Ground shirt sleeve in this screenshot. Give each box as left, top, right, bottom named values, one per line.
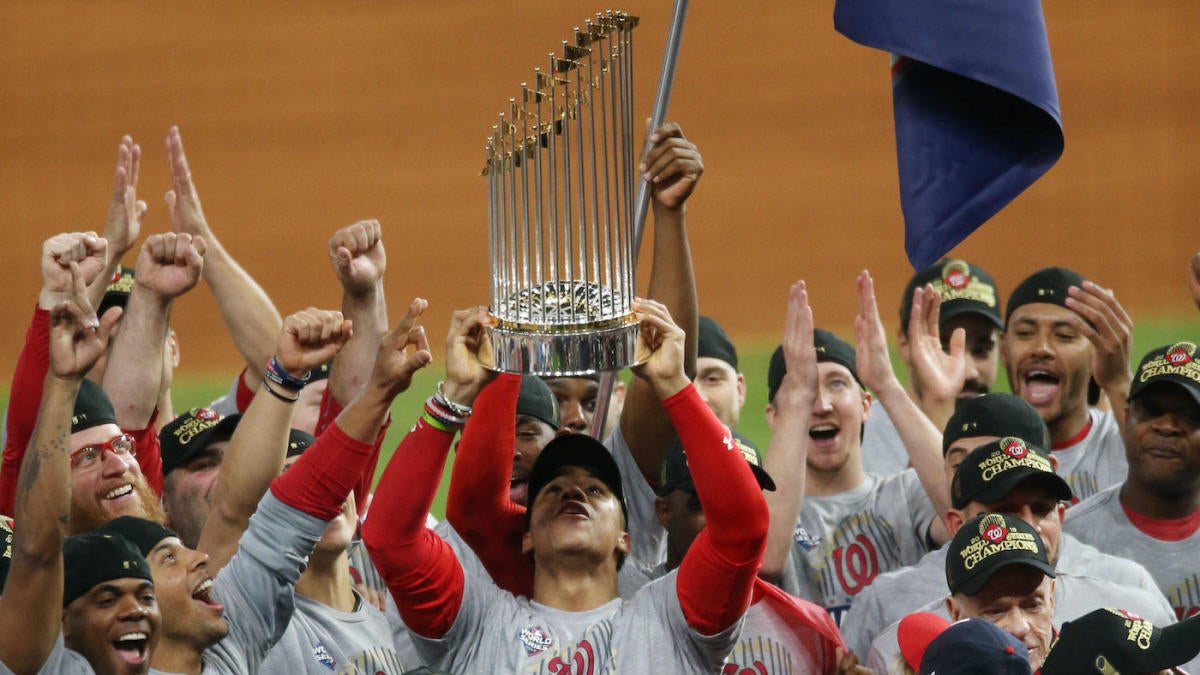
left=0, top=307, right=51, bottom=516
left=125, top=408, right=163, bottom=496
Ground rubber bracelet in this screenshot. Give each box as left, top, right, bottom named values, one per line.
left=262, top=378, right=301, bottom=403
left=264, top=356, right=311, bottom=391
left=422, top=411, right=458, bottom=433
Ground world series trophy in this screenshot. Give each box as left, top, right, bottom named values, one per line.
left=481, top=11, right=643, bottom=376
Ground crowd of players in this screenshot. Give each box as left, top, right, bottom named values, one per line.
left=1, top=124, right=1199, bottom=675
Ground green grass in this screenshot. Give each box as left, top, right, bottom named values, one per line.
left=3, top=316, right=1195, bottom=519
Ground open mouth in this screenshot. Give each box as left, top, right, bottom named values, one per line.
left=1022, top=369, right=1061, bottom=406
left=809, top=424, right=839, bottom=442
left=112, top=631, right=149, bottom=664
left=191, top=577, right=224, bottom=611
left=556, top=501, right=589, bottom=518
left=509, top=478, right=529, bottom=505
left=104, top=484, right=134, bottom=501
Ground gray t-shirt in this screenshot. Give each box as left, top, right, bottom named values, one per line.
left=784, top=470, right=936, bottom=627
left=409, top=568, right=739, bottom=673
left=861, top=399, right=913, bottom=477
left=842, top=531, right=1170, bottom=659
left=1052, top=408, right=1127, bottom=502
left=1065, top=484, right=1200, bottom=618
left=604, top=426, right=666, bottom=572
left=260, top=591, right=409, bottom=674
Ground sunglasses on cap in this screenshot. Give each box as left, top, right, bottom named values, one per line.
left=70, top=434, right=134, bottom=471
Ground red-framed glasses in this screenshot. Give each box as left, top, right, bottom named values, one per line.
left=69, top=434, right=135, bottom=471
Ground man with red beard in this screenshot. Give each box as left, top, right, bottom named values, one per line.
left=1001, top=267, right=1133, bottom=501
left=1, top=231, right=189, bottom=532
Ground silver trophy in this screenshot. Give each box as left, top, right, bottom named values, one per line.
left=482, top=12, right=641, bottom=376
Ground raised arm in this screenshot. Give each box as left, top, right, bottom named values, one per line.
left=327, top=219, right=389, bottom=406
left=855, top=271, right=951, bottom=545
left=903, top=284, right=969, bottom=433
left=619, top=122, right=701, bottom=481
left=632, top=299, right=768, bottom=634
left=91, top=135, right=147, bottom=312
left=199, top=308, right=352, bottom=571
left=102, top=232, right=204, bottom=430
left=362, top=305, right=493, bottom=639
left=166, top=126, right=282, bottom=387
left=1, top=233, right=108, bottom=516
left=761, top=281, right=819, bottom=583
left=0, top=264, right=115, bottom=675
left=1065, top=280, right=1133, bottom=432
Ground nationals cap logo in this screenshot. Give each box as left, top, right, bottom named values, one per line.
left=195, top=408, right=219, bottom=422
left=980, top=514, right=1009, bottom=543
left=942, top=260, right=971, bottom=290
left=1000, top=437, right=1028, bottom=459
left=1167, top=342, right=1196, bottom=366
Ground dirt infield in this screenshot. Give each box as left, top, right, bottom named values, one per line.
left=2, top=2, right=1196, bottom=383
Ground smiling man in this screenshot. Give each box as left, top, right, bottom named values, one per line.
left=1064, top=341, right=1200, bottom=674
left=1001, top=267, right=1133, bottom=501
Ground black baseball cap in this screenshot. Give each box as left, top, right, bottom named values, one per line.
left=72, top=379, right=119, bottom=435
left=0, top=516, right=12, bottom=593
left=1041, top=608, right=1200, bottom=675
left=946, top=513, right=1055, bottom=596
left=1129, top=341, right=1200, bottom=407
left=698, top=316, right=738, bottom=370
left=1005, top=266, right=1085, bottom=325
left=92, top=516, right=177, bottom=556
left=518, top=376, right=560, bottom=430
left=159, top=408, right=241, bottom=475
left=63, top=532, right=154, bottom=607
left=97, top=265, right=136, bottom=319
left=657, top=430, right=775, bottom=496
left=950, top=437, right=1072, bottom=510
left=525, top=434, right=627, bottom=526
left=942, top=393, right=1050, bottom=455
left=286, top=428, right=316, bottom=458
left=900, top=259, right=1003, bottom=334
left=767, top=328, right=862, bottom=402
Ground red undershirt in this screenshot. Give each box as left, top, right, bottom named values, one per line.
left=1051, top=416, right=1093, bottom=451
left=1121, top=502, right=1200, bottom=541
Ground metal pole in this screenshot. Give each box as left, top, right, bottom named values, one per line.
left=590, top=0, right=688, bottom=439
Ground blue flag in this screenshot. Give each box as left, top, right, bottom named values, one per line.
left=835, top=0, right=1063, bottom=269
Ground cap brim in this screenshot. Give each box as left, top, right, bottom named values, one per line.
left=1142, top=615, right=1200, bottom=670
left=954, top=558, right=1056, bottom=597
left=1131, top=377, right=1200, bottom=409
left=967, top=469, right=1073, bottom=509
left=527, top=434, right=625, bottom=512
left=939, top=302, right=1004, bottom=332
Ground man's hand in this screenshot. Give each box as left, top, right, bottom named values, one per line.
left=905, top=284, right=968, bottom=406
left=133, top=232, right=206, bottom=302
left=275, top=308, right=353, bottom=379
left=834, top=647, right=873, bottom=674
left=1189, top=252, right=1200, bottom=312
left=329, top=219, right=386, bottom=297
left=370, top=297, right=434, bottom=398
left=629, top=298, right=689, bottom=399
left=1065, top=280, right=1133, bottom=390
left=40, top=232, right=108, bottom=310
left=103, top=135, right=147, bottom=259
left=441, top=305, right=495, bottom=406
left=48, top=263, right=119, bottom=380
left=854, top=270, right=902, bottom=396
left=776, top=280, right=819, bottom=410
left=164, top=126, right=212, bottom=238
left=639, top=122, right=703, bottom=210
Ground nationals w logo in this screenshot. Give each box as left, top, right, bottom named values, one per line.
left=831, top=534, right=880, bottom=596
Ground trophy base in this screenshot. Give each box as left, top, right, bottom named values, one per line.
left=482, top=317, right=640, bottom=376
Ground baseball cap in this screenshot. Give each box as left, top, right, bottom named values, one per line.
left=767, top=328, right=861, bottom=402
left=917, top=617, right=1032, bottom=675
left=1004, top=267, right=1085, bottom=325
left=72, top=379, right=119, bottom=435
left=946, top=513, right=1055, bottom=596
left=309, top=359, right=332, bottom=383
left=899, top=259, right=1003, bottom=334
left=159, top=408, right=241, bottom=474
left=518, top=376, right=560, bottom=430
left=657, top=430, right=776, bottom=496
left=62, top=532, right=154, bottom=607
left=0, top=516, right=12, bottom=593
left=950, top=437, right=1072, bottom=510
left=525, top=433, right=627, bottom=526
left=286, top=428, right=316, bottom=458
left=92, top=516, right=177, bottom=556
left=97, top=265, right=136, bottom=319
left=1129, top=341, right=1200, bottom=407
left=942, top=393, right=1050, bottom=455
left=1041, top=607, right=1200, bottom=675
left=698, top=316, right=738, bottom=370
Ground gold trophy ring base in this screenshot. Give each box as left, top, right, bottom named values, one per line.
left=482, top=318, right=640, bottom=376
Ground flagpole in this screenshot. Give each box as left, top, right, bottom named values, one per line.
left=590, top=0, right=688, bottom=439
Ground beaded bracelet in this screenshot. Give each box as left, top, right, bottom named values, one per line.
left=262, top=378, right=301, bottom=403
left=264, top=356, right=311, bottom=391
left=434, top=381, right=473, bottom=418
